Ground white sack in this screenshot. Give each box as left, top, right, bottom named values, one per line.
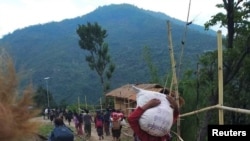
left=133, top=86, right=173, bottom=137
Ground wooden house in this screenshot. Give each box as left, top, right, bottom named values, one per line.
left=105, top=83, right=172, bottom=116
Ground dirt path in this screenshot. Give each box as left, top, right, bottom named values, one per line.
left=35, top=116, right=113, bottom=141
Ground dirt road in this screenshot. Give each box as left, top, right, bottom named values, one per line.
left=35, top=116, right=114, bottom=141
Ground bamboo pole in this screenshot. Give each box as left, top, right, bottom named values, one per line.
left=180, top=104, right=250, bottom=118
left=167, top=20, right=181, bottom=139
left=170, top=131, right=184, bottom=141
left=120, top=92, right=122, bottom=110
left=85, top=95, right=87, bottom=109
left=217, top=30, right=224, bottom=124
left=218, top=105, right=250, bottom=114
left=170, top=77, right=173, bottom=94
left=180, top=105, right=219, bottom=117
left=78, top=96, right=80, bottom=113
left=100, top=98, right=102, bottom=112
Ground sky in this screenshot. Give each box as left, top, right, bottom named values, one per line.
left=0, top=0, right=225, bottom=38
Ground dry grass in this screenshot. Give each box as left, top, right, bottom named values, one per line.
left=0, top=53, right=42, bottom=141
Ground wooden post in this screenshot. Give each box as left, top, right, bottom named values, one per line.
left=120, top=92, right=122, bottom=110
left=217, top=30, right=224, bottom=124
left=85, top=95, right=87, bottom=109
left=78, top=96, right=80, bottom=113
left=100, top=98, right=103, bottom=112
left=114, top=97, right=116, bottom=110
left=167, top=21, right=181, bottom=139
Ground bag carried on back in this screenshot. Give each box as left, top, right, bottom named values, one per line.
left=52, top=126, right=74, bottom=141
left=96, top=118, right=103, bottom=127
left=132, top=86, right=174, bottom=137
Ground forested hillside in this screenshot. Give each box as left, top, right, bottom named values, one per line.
left=0, top=4, right=217, bottom=104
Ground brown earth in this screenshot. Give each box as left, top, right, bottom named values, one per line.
left=34, top=116, right=134, bottom=141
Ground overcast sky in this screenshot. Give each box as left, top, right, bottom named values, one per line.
left=0, top=0, right=225, bottom=38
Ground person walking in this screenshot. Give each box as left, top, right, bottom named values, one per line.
left=73, top=112, right=83, bottom=136
left=94, top=112, right=104, bottom=140
left=65, top=110, right=73, bottom=126
left=110, top=112, right=122, bottom=141
left=83, top=109, right=93, bottom=138
left=103, top=109, right=111, bottom=136
left=76, top=113, right=84, bottom=136
left=44, top=107, right=49, bottom=120
left=49, top=109, right=55, bottom=124
left=73, top=112, right=78, bottom=131
left=48, top=117, right=74, bottom=141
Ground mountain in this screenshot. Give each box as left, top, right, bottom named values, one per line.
left=0, top=4, right=217, bottom=105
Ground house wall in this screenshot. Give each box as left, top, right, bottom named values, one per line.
left=114, top=97, right=136, bottom=117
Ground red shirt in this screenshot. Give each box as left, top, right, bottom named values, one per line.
left=128, top=107, right=174, bottom=141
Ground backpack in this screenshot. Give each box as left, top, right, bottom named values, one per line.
left=112, top=120, right=121, bottom=130
left=52, top=126, right=74, bottom=141
left=96, top=118, right=103, bottom=127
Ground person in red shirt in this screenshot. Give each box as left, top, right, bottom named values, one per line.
left=128, top=97, right=179, bottom=141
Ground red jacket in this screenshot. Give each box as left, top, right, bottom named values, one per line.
left=128, top=107, right=177, bottom=141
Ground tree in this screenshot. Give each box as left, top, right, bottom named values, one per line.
left=34, top=86, right=56, bottom=108
left=76, top=22, right=115, bottom=97
left=192, top=1, right=250, bottom=140
left=142, top=46, right=160, bottom=83
left=205, top=0, right=250, bottom=49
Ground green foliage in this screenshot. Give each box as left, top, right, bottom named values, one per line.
left=76, top=22, right=116, bottom=95
left=188, top=1, right=250, bottom=140
left=66, top=103, right=79, bottom=112
left=0, top=4, right=217, bottom=105
left=142, top=46, right=160, bottom=83
left=33, top=86, right=47, bottom=108
left=66, top=102, right=96, bottom=114
left=57, top=99, right=68, bottom=109
left=205, top=0, right=250, bottom=38
left=38, top=123, right=53, bottom=139
left=34, top=86, right=57, bottom=108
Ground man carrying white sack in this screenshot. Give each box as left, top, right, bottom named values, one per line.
left=128, top=93, right=180, bottom=141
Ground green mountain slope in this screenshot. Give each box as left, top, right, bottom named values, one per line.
left=0, top=4, right=217, bottom=105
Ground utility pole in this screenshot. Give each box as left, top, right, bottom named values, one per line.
left=44, top=77, right=50, bottom=108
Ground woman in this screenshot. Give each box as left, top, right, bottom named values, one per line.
left=73, top=112, right=83, bottom=136
left=94, top=112, right=104, bottom=140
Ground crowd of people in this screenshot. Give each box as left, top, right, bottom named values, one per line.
left=44, top=96, right=180, bottom=141
left=43, top=87, right=182, bottom=141
left=44, top=107, right=126, bottom=141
